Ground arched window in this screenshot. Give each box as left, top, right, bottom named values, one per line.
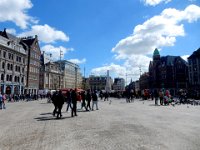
left=2, top=62, right=5, bottom=69
left=6, top=75, right=9, bottom=81
left=10, top=64, right=13, bottom=70
left=9, top=75, right=12, bottom=81
left=21, top=77, right=24, bottom=83
left=7, top=63, right=10, bottom=70
left=15, top=65, right=17, bottom=71
left=17, top=77, right=20, bottom=82
left=1, top=74, right=4, bottom=81
left=14, top=76, right=17, bottom=82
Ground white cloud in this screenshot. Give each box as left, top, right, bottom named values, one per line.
left=6, top=28, right=17, bottom=35
left=108, top=5, right=200, bottom=81
left=112, top=5, right=200, bottom=59
left=0, top=0, right=38, bottom=29
left=18, top=24, right=69, bottom=43
left=68, top=58, right=86, bottom=64
left=91, top=63, right=126, bottom=77
left=181, top=55, right=189, bottom=62
left=142, top=0, right=172, bottom=6
left=41, top=45, right=73, bottom=62
left=91, top=55, right=151, bottom=82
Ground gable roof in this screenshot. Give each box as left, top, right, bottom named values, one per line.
left=188, top=48, right=200, bottom=59
left=160, top=55, right=187, bottom=66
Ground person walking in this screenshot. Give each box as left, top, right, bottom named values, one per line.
left=0, top=93, right=2, bottom=110
left=154, top=89, right=159, bottom=106
left=86, top=89, right=92, bottom=110
left=81, top=91, right=88, bottom=111
left=104, top=92, right=109, bottom=101
left=51, top=91, right=58, bottom=116
left=2, top=93, right=6, bottom=109
left=56, top=90, right=65, bottom=118
left=159, top=90, right=164, bottom=105
left=92, top=91, right=98, bottom=110
left=71, top=89, right=78, bottom=117
left=66, top=89, right=72, bottom=112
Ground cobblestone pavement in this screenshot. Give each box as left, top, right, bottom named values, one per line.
left=0, top=98, right=200, bottom=150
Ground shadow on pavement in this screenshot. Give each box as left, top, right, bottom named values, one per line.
left=40, top=112, right=53, bottom=115
left=34, top=116, right=71, bottom=121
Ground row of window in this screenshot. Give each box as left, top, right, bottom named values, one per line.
left=0, top=74, right=24, bottom=83
left=0, top=50, right=25, bottom=63
left=31, top=51, right=40, bottom=60
left=1, top=62, right=24, bottom=73
left=30, top=67, right=39, bottom=73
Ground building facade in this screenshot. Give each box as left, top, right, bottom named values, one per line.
left=39, top=61, right=64, bottom=90
left=139, top=72, right=150, bottom=91
left=149, top=48, right=188, bottom=95
left=188, top=48, right=200, bottom=95
left=89, top=75, right=113, bottom=91
left=113, top=78, right=125, bottom=91
left=21, top=36, right=41, bottom=94
left=0, top=29, right=27, bottom=95
left=59, top=60, right=82, bottom=89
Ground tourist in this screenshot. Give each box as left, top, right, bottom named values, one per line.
left=66, top=89, right=72, bottom=112
left=154, top=89, right=159, bottom=106
left=81, top=91, right=88, bottom=111
left=71, top=89, right=78, bottom=117
left=86, top=89, right=92, bottom=110
left=0, top=93, right=2, bottom=109
left=56, top=90, right=65, bottom=118
left=92, top=91, right=98, bottom=110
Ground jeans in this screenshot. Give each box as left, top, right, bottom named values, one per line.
left=92, top=101, right=98, bottom=110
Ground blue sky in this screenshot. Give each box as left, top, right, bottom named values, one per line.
left=0, top=0, right=200, bottom=83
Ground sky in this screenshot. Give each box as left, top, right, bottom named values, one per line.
left=0, top=0, right=200, bottom=84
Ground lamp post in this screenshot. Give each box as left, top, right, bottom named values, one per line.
left=43, top=51, right=52, bottom=90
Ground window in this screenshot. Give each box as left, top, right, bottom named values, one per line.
left=3, top=51, right=6, bottom=58
left=9, top=75, right=12, bottom=81
left=6, top=75, right=9, bottom=81
left=8, top=53, right=11, bottom=59
left=10, top=64, right=13, bottom=70
left=7, top=63, right=10, bottom=70
left=14, top=76, right=17, bottom=82
left=1, top=74, right=4, bottom=80
left=2, top=62, right=5, bottom=69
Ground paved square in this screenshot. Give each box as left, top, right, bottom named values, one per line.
left=0, top=98, right=200, bottom=150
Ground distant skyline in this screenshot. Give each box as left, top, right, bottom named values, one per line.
left=0, top=0, right=200, bottom=83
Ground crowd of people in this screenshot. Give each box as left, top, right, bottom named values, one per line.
left=51, top=89, right=99, bottom=118
left=1, top=88, right=199, bottom=113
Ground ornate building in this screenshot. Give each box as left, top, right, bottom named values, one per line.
left=89, top=75, right=113, bottom=91
left=149, top=48, right=188, bottom=95
left=21, top=36, right=41, bottom=94
left=113, top=78, right=125, bottom=91
left=188, top=48, right=200, bottom=94
left=139, top=72, right=149, bottom=91
left=58, top=60, right=82, bottom=89
left=39, top=61, right=64, bottom=90
left=0, top=29, right=27, bottom=95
